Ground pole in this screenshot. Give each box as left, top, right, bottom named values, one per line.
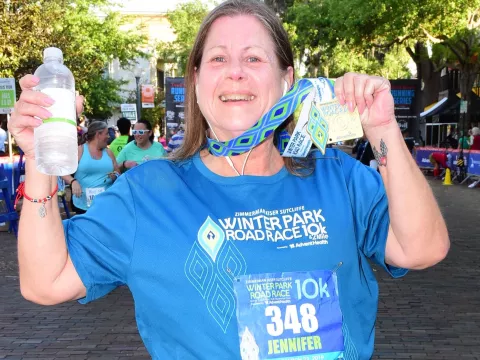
left=7, top=113, right=14, bottom=195
left=135, top=76, right=141, bottom=122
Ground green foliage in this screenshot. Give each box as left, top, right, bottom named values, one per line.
left=156, top=0, right=210, bottom=75
left=0, top=0, right=147, bottom=119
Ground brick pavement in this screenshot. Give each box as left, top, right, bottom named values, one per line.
left=0, top=179, right=479, bottom=359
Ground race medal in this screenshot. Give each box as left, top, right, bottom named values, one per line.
left=234, top=270, right=345, bottom=360
left=306, top=102, right=329, bottom=155
left=86, top=187, right=105, bottom=208
left=316, top=100, right=363, bottom=145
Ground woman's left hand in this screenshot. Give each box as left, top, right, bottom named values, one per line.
left=334, top=73, right=395, bottom=134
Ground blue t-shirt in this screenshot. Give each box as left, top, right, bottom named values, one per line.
left=64, top=149, right=407, bottom=360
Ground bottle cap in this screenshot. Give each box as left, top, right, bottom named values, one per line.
left=43, top=47, right=63, bottom=61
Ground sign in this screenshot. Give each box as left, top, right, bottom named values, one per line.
left=398, top=119, right=408, bottom=131
left=165, top=77, right=185, bottom=143
left=234, top=270, right=345, bottom=360
left=0, top=78, right=16, bottom=114
left=460, top=100, right=467, bottom=114
left=141, top=84, right=155, bottom=108
left=390, top=79, right=419, bottom=124
left=120, top=104, right=137, bottom=123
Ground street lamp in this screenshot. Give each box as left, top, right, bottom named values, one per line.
left=133, top=66, right=144, bottom=121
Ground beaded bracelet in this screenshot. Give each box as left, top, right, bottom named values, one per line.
left=14, top=182, right=59, bottom=218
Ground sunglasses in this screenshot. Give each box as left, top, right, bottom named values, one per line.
left=132, top=130, right=150, bottom=135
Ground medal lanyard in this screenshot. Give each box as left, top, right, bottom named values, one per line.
left=206, top=78, right=335, bottom=157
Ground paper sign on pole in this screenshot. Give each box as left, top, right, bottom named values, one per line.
left=0, top=78, right=16, bottom=114
left=121, top=104, right=138, bottom=123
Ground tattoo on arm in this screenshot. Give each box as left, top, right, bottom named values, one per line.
left=372, top=139, right=388, bottom=166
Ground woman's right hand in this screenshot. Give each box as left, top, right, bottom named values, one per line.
left=8, top=75, right=84, bottom=160
left=71, top=180, right=82, bottom=198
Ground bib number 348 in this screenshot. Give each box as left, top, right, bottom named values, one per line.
left=266, top=303, right=319, bottom=336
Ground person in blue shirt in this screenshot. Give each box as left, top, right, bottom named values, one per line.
left=9, top=1, right=449, bottom=359
left=165, top=124, right=185, bottom=153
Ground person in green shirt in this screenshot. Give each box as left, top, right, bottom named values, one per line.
left=117, top=119, right=167, bottom=172
left=458, top=131, right=471, bottom=150
left=110, top=117, right=132, bottom=157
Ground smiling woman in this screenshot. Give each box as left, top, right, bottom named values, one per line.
left=9, top=0, right=448, bottom=359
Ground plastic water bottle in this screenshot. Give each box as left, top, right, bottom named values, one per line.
left=34, top=47, right=78, bottom=176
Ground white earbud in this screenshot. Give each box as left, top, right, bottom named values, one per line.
left=283, top=80, right=289, bottom=96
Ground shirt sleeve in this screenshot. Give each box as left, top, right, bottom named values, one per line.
left=340, top=152, right=407, bottom=278
left=63, top=173, right=137, bottom=304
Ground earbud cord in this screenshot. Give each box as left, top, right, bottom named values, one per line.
left=207, top=123, right=252, bottom=176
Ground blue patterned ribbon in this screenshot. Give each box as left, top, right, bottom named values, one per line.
left=207, top=78, right=335, bottom=157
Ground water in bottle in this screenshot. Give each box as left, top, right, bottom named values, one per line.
left=34, top=47, right=78, bottom=176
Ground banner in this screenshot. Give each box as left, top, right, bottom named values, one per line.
left=165, top=77, right=185, bottom=142
left=390, top=80, right=419, bottom=131
left=468, top=151, right=480, bottom=176
left=0, top=78, right=16, bottom=114
left=120, top=104, right=137, bottom=124
left=415, top=147, right=480, bottom=176
left=141, top=84, right=155, bottom=108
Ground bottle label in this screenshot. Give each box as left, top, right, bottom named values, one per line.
left=41, top=88, right=76, bottom=126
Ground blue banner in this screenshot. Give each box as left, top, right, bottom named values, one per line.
left=415, top=147, right=480, bottom=176
left=468, top=151, right=480, bottom=176
left=233, top=271, right=344, bottom=360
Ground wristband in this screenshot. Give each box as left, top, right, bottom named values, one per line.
left=14, top=182, right=59, bottom=218
left=70, top=178, right=77, bottom=186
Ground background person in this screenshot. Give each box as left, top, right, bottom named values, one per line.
left=62, top=121, right=120, bottom=214
left=470, top=127, right=480, bottom=150
left=165, top=124, right=185, bottom=153
left=109, top=117, right=132, bottom=157
left=429, top=151, right=451, bottom=178
left=116, top=119, right=167, bottom=172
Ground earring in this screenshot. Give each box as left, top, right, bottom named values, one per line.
left=195, top=85, right=199, bottom=104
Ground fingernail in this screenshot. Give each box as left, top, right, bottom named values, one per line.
left=347, top=101, right=354, bottom=112
left=35, top=119, right=43, bottom=126
left=44, top=97, right=55, bottom=105
left=43, top=110, right=52, bottom=119
left=32, top=76, right=40, bottom=84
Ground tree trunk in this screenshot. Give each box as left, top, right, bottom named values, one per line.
left=406, top=42, right=441, bottom=142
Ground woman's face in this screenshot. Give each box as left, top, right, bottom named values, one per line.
left=134, top=123, right=151, bottom=146
left=96, top=128, right=109, bottom=148
left=196, top=15, right=293, bottom=141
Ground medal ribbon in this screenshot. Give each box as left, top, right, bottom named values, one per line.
left=207, top=78, right=335, bottom=157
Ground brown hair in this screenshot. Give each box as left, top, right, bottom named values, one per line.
left=171, top=0, right=313, bottom=175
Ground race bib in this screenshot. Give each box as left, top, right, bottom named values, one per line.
left=233, top=270, right=344, bottom=360
left=86, top=187, right=105, bottom=207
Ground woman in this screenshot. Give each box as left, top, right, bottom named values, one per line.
left=9, top=1, right=449, bottom=359
left=116, top=119, right=167, bottom=172
left=62, top=121, right=120, bottom=214
left=470, top=127, right=480, bottom=150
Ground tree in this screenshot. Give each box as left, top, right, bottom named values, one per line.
left=321, top=0, right=480, bottom=129
left=156, top=0, right=209, bottom=76
left=284, top=0, right=411, bottom=79
left=0, top=0, right=147, bottom=120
